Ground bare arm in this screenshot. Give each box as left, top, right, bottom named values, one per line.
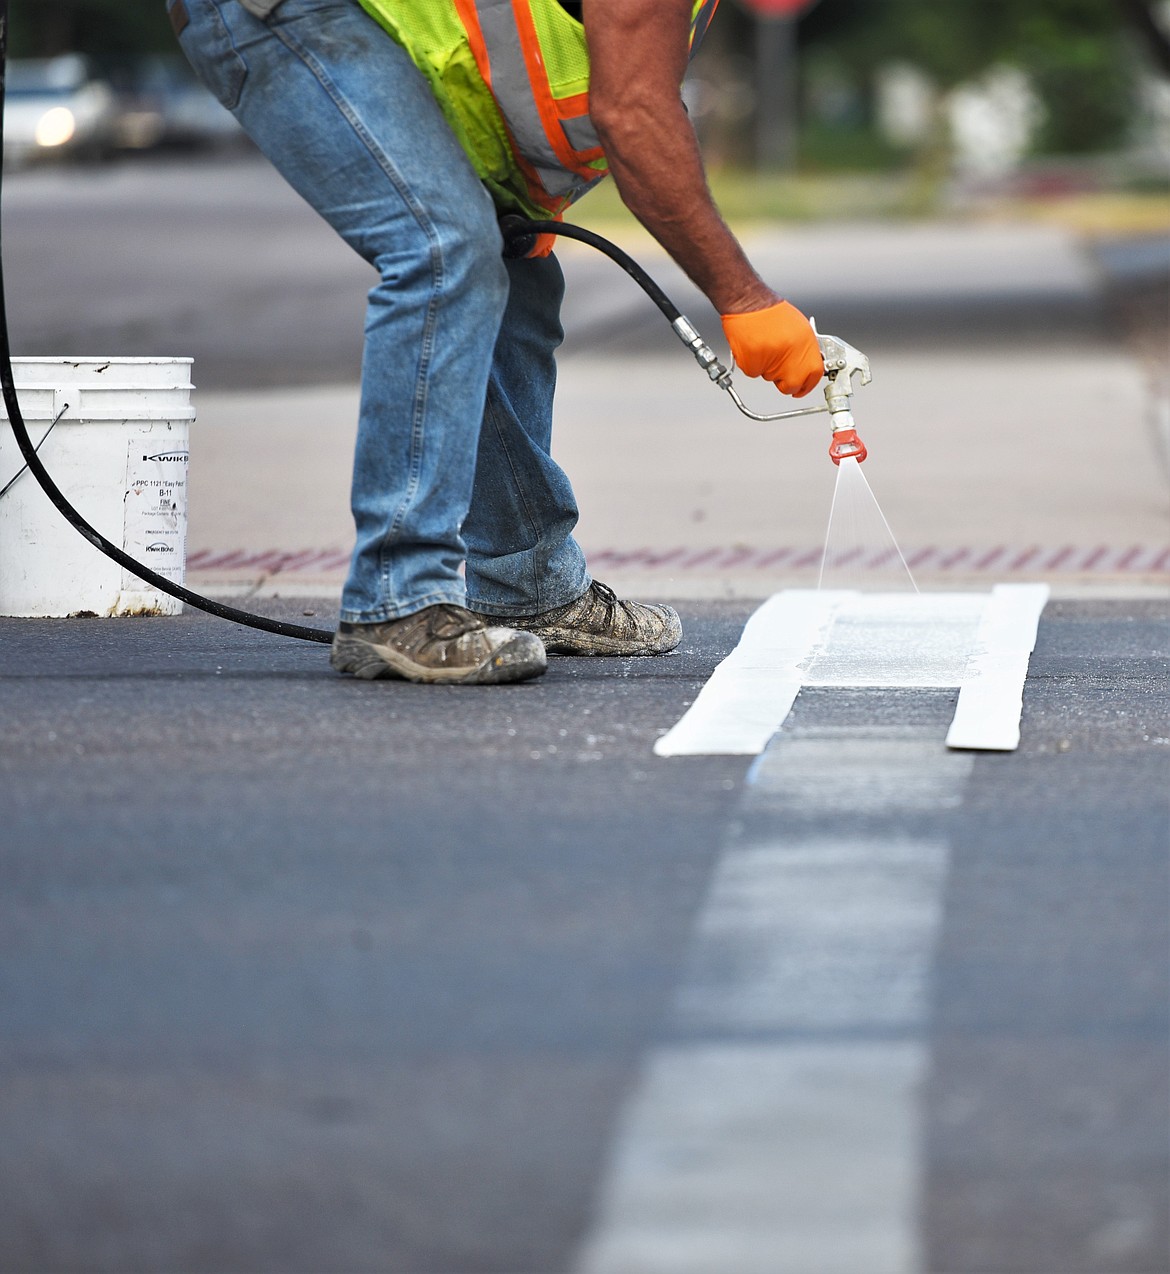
left=582, top=0, right=776, bottom=315
left=584, top=0, right=823, bottom=397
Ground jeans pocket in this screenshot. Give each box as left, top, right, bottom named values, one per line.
left=173, top=0, right=249, bottom=112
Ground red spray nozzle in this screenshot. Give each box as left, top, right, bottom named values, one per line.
left=829, top=428, right=867, bottom=465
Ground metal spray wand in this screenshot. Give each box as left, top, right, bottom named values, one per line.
left=671, top=314, right=872, bottom=464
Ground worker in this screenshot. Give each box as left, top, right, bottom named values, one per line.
left=170, top=0, right=824, bottom=684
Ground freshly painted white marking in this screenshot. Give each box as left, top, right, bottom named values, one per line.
left=800, top=594, right=984, bottom=688
left=674, top=834, right=952, bottom=1038
left=750, top=736, right=973, bottom=814
left=576, top=731, right=973, bottom=1274
left=575, top=1043, right=927, bottom=1274
left=946, top=583, right=1049, bottom=751
left=656, top=587, right=1049, bottom=757
left=652, top=591, right=840, bottom=757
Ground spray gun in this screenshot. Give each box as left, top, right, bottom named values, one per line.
left=671, top=316, right=871, bottom=465
left=498, top=217, right=871, bottom=465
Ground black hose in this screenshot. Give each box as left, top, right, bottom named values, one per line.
left=498, top=214, right=682, bottom=323
left=0, top=17, right=677, bottom=646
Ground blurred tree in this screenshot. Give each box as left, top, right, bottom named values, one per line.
left=10, top=0, right=174, bottom=58
left=1016, top=1, right=1135, bottom=152
left=796, top=0, right=1149, bottom=154
left=1115, top=0, right=1170, bottom=74
left=13, top=0, right=1168, bottom=157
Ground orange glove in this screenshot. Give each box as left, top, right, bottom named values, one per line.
left=721, top=301, right=823, bottom=398
left=526, top=232, right=557, bottom=259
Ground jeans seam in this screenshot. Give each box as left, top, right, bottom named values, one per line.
left=268, top=16, right=448, bottom=616
left=197, top=0, right=250, bottom=110
left=385, top=263, right=443, bottom=596
left=478, top=386, right=544, bottom=604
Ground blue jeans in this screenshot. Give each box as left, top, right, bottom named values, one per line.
left=173, top=0, right=590, bottom=620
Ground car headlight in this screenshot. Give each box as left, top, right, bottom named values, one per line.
left=35, top=107, right=76, bottom=148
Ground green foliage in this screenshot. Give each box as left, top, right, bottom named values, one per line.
left=10, top=0, right=175, bottom=58
left=12, top=0, right=1147, bottom=155
left=796, top=0, right=1140, bottom=156
left=1016, top=9, right=1136, bottom=151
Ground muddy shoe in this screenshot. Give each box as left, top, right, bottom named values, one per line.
left=476, top=581, right=682, bottom=656
left=330, top=604, right=547, bottom=684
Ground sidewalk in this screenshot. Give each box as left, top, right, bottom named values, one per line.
left=186, top=220, right=1169, bottom=600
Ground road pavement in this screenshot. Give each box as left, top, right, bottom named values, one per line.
left=1, top=597, right=1167, bottom=1271
left=1, top=156, right=1168, bottom=1272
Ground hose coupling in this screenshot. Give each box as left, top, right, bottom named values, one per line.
left=672, top=316, right=731, bottom=385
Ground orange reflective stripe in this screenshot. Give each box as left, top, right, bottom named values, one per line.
left=447, top=0, right=718, bottom=213
left=509, top=0, right=601, bottom=183
left=517, top=161, right=567, bottom=214
left=556, top=90, right=590, bottom=120
left=468, top=0, right=587, bottom=198
left=691, top=0, right=719, bottom=50
left=456, top=0, right=572, bottom=212
left=454, top=0, right=493, bottom=91
left=555, top=90, right=603, bottom=159
left=561, top=117, right=603, bottom=160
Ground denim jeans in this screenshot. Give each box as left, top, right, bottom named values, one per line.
left=172, top=0, right=590, bottom=620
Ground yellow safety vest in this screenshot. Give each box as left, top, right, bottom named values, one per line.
left=356, top=0, right=720, bottom=218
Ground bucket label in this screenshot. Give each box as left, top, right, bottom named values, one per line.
left=123, top=439, right=188, bottom=588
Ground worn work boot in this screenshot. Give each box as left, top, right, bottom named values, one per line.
left=475, top=581, right=682, bottom=656
left=330, top=604, right=547, bottom=684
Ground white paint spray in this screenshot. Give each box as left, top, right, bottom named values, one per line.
left=819, top=457, right=918, bottom=594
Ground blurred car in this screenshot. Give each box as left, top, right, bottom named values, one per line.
left=110, top=56, right=245, bottom=152
left=3, top=55, right=119, bottom=165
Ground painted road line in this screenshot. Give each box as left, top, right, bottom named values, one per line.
left=186, top=547, right=352, bottom=573
left=184, top=545, right=1170, bottom=576
left=674, top=833, right=949, bottom=1036
left=579, top=544, right=1168, bottom=575
left=576, top=1041, right=928, bottom=1274
left=575, top=727, right=974, bottom=1274
left=652, top=591, right=842, bottom=757
left=656, top=589, right=1047, bottom=757
left=945, top=583, right=1049, bottom=751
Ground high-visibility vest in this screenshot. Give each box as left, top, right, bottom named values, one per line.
left=356, top=0, right=719, bottom=219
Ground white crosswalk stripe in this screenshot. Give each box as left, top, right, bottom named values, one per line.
left=575, top=726, right=975, bottom=1274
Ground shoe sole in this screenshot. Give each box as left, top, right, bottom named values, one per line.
left=469, top=608, right=682, bottom=657
left=330, top=631, right=547, bottom=684
left=537, top=630, right=680, bottom=655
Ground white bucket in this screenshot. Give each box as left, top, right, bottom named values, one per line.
left=0, top=357, right=195, bottom=617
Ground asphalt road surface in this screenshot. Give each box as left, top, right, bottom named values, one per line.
left=1, top=597, right=1167, bottom=1272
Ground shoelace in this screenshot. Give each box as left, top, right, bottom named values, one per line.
left=586, top=581, right=622, bottom=624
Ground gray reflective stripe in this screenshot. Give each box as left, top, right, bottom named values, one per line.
left=473, top=0, right=585, bottom=198
left=561, top=113, right=601, bottom=153
left=691, top=0, right=718, bottom=49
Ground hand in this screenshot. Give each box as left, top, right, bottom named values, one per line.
left=721, top=301, right=823, bottom=398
